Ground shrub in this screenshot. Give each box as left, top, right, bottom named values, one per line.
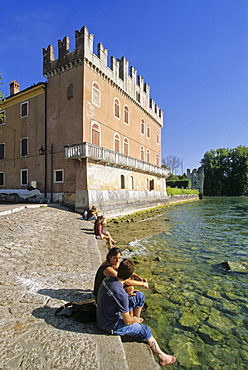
left=166, top=187, right=199, bottom=196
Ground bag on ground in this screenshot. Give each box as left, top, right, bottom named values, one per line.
left=55, top=298, right=97, bottom=323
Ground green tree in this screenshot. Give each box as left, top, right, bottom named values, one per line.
left=228, top=146, right=248, bottom=195
left=201, top=146, right=248, bottom=196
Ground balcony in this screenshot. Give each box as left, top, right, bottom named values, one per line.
left=64, top=142, right=169, bottom=177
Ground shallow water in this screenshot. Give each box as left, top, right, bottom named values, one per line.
left=121, top=197, right=248, bottom=369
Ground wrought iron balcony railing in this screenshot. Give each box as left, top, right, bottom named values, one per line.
left=64, top=142, right=169, bottom=177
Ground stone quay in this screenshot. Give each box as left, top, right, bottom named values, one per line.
left=0, top=204, right=160, bottom=369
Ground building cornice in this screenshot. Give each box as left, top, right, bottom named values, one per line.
left=1, top=84, right=46, bottom=109
left=44, top=57, right=163, bottom=127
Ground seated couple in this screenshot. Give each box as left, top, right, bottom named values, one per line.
left=94, top=249, right=176, bottom=366
left=94, top=215, right=117, bottom=248
left=82, top=206, right=98, bottom=221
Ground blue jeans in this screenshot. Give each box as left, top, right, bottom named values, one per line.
left=88, top=216, right=96, bottom=221
left=113, top=319, right=152, bottom=341
left=128, top=291, right=145, bottom=311
left=113, top=291, right=151, bottom=341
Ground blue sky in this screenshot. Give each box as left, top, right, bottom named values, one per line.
left=1, top=0, right=247, bottom=173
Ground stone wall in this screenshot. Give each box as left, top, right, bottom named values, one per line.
left=187, top=167, right=204, bottom=194
left=75, top=191, right=199, bottom=217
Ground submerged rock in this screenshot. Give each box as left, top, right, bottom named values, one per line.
left=220, top=261, right=247, bottom=272
left=179, top=311, right=200, bottom=329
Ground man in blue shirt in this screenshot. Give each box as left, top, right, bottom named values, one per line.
left=97, top=259, right=176, bottom=366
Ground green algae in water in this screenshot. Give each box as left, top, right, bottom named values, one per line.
left=107, top=197, right=248, bottom=369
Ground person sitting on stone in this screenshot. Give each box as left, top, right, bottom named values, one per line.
left=86, top=206, right=98, bottom=221
left=96, top=259, right=177, bottom=366
left=94, top=215, right=116, bottom=248
left=93, top=247, right=148, bottom=300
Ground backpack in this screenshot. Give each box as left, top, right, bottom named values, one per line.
left=55, top=298, right=97, bottom=323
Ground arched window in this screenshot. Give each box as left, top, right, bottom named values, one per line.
left=156, top=153, right=160, bottom=167
left=124, top=105, right=129, bottom=125
left=114, top=133, right=120, bottom=152
left=146, top=149, right=150, bottom=163
left=140, top=119, right=145, bottom=135
left=121, top=175, right=125, bottom=189
left=92, top=82, right=100, bottom=107
left=67, top=83, right=74, bottom=99
left=156, top=130, right=160, bottom=144
left=140, top=145, right=144, bottom=161
left=114, top=98, right=120, bottom=118
left=91, top=122, right=100, bottom=146
left=147, top=123, right=150, bottom=138
left=123, top=137, right=129, bottom=156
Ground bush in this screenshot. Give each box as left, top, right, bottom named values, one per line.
left=166, top=187, right=199, bottom=196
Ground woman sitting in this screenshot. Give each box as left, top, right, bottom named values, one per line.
left=93, top=247, right=149, bottom=312
left=94, top=215, right=117, bottom=248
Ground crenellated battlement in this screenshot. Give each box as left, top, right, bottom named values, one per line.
left=43, top=26, right=163, bottom=125
left=187, top=167, right=204, bottom=194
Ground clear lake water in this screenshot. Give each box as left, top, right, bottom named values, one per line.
left=120, top=197, right=248, bottom=369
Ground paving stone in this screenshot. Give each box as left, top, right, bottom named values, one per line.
left=0, top=204, right=159, bottom=369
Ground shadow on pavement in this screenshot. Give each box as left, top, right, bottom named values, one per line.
left=33, top=288, right=104, bottom=335
left=32, top=305, right=104, bottom=335
left=37, top=288, right=93, bottom=302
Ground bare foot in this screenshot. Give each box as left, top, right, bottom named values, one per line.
left=159, top=353, right=177, bottom=366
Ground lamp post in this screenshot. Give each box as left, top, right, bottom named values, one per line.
left=39, top=143, right=53, bottom=203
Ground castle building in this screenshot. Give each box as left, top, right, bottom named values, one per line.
left=186, top=167, right=204, bottom=194
left=0, top=26, right=169, bottom=215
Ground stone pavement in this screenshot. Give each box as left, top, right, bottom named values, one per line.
left=0, top=204, right=160, bottom=370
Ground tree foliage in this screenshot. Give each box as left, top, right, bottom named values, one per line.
left=201, top=146, right=248, bottom=196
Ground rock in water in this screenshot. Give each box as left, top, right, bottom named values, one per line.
left=220, top=261, right=247, bottom=272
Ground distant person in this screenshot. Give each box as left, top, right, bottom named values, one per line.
left=94, top=215, right=116, bottom=248
left=87, top=206, right=98, bottom=221
left=97, top=259, right=177, bottom=366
